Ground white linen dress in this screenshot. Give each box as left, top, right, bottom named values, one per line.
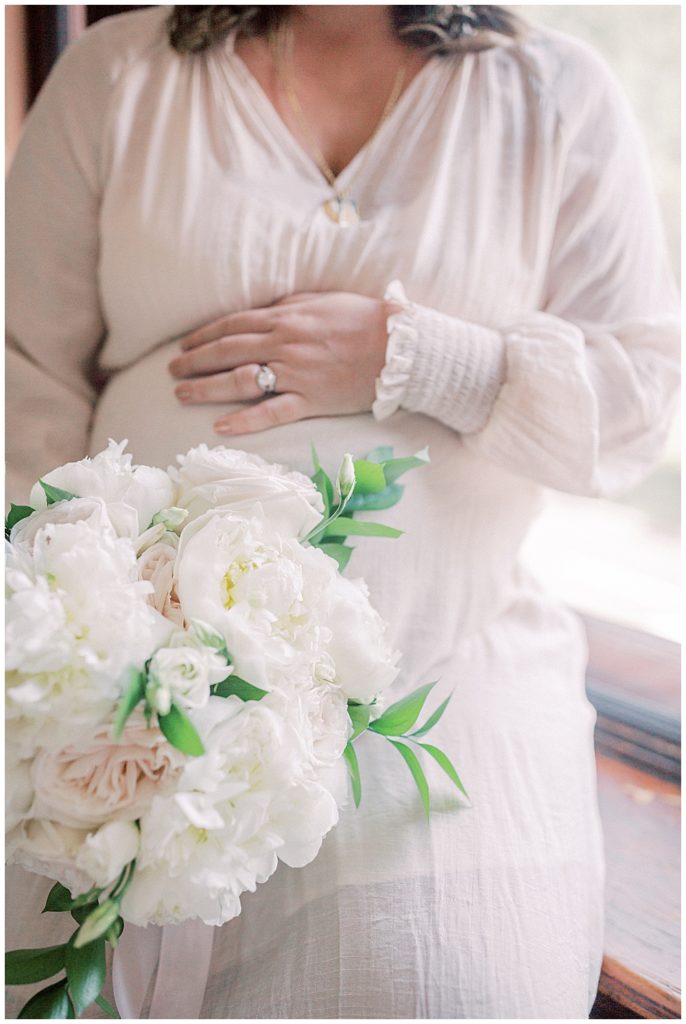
left=5, top=6, right=680, bottom=1019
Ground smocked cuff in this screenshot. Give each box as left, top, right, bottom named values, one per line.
left=372, top=280, right=507, bottom=434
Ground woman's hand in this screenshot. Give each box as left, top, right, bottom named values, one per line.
left=168, top=291, right=398, bottom=435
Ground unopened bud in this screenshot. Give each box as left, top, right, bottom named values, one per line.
left=336, top=454, right=356, bottom=499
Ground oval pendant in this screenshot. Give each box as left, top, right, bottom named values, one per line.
left=323, top=196, right=360, bottom=227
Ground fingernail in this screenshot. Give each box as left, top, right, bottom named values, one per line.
left=168, top=361, right=182, bottom=377
left=175, top=386, right=191, bottom=402
left=215, top=423, right=234, bottom=435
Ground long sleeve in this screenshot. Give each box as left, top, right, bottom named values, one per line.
left=5, top=25, right=116, bottom=504
left=373, top=36, right=680, bottom=499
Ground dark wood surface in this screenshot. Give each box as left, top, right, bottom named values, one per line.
left=594, top=754, right=681, bottom=1018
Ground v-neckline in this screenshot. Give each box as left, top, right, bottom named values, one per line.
left=220, top=29, right=445, bottom=191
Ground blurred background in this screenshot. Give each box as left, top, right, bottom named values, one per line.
left=4, top=5, right=681, bottom=1018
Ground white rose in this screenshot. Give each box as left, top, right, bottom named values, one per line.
left=325, top=575, right=401, bottom=702
left=146, top=644, right=228, bottom=714
left=75, top=821, right=140, bottom=887
left=174, top=511, right=335, bottom=690
left=170, top=444, right=323, bottom=538
left=30, top=717, right=185, bottom=829
left=29, top=439, right=175, bottom=534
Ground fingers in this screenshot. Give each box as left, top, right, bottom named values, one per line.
left=174, top=363, right=269, bottom=404
left=177, top=308, right=276, bottom=352
left=169, top=335, right=271, bottom=379
left=214, top=393, right=309, bottom=436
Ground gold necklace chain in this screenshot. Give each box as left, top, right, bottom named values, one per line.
left=269, top=20, right=409, bottom=220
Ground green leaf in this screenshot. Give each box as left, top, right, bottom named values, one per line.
left=113, top=668, right=145, bottom=740
left=211, top=675, right=267, bottom=702
left=409, top=693, right=453, bottom=738
left=42, top=882, right=72, bottom=914
left=351, top=459, right=386, bottom=495
left=345, top=483, right=405, bottom=513
left=6, top=944, right=67, bottom=985
left=70, top=906, right=92, bottom=926
left=365, top=445, right=394, bottom=464
left=321, top=518, right=403, bottom=540
left=416, top=742, right=469, bottom=799
left=39, top=480, right=79, bottom=505
left=316, top=541, right=353, bottom=572
left=380, top=447, right=430, bottom=485
left=18, top=979, right=74, bottom=1019
left=347, top=703, right=373, bottom=741
left=66, top=937, right=106, bottom=1015
left=343, top=742, right=362, bottom=808
left=389, top=740, right=431, bottom=819
left=310, top=443, right=333, bottom=515
left=158, top=703, right=205, bottom=756
left=369, top=682, right=438, bottom=737
left=73, top=901, right=120, bottom=949
left=5, top=503, right=35, bottom=537
left=95, top=994, right=121, bottom=1018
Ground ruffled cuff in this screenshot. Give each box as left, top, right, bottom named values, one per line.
left=372, top=280, right=507, bottom=434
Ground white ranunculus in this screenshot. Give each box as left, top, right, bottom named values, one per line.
left=122, top=695, right=338, bottom=927
left=30, top=716, right=186, bottom=829
left=174, top=511, right=335, bottom=690
left=325, top=574, right=401, bottom=703
left=170, top=444, right=324, bottom=538
left=29, top=439, right=175, bottom=534
left=146, top=644, right=228, bottom=714
left=75, top=821, right=140, bottom=887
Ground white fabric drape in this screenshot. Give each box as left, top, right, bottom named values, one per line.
left=5, top=6, right=679, bottom=1019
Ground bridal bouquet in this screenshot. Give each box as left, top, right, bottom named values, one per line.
left=6, top=440, right=465, bottom=1018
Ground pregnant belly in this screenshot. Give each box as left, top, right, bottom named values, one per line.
left=91, top=341, right=544, bottom=685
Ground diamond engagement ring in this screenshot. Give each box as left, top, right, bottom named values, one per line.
left=255, top=364, right=277, bottom=395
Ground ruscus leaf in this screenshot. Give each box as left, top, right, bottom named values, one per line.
left=212, top=675, right=267, bottom=702
left=416, top=742, right=469, bottom=799
left=5, top=503, right=35, bottom=537
left=351, top=459, right=386, bottom=495
left=66, top=937, right=106, bottom=1016
left=365, top=445, right=394, bottom=464
left=39, top=480, right=79, bottom=505
left=42, top=882, right=72, bottom=914
left=6, top=944, right=67, bottom=985
left=321, top=518, right=403, bottom=540
left=409, top=693, right=453, bottom=738
left=347, top=703, right=373, bottom=741
left=317, top=541, right=353, bottom=572
left=389, top=740, right=431, bottom=819
left=369, top=682, right=438, bottom=737
left=345, top=483, right=405, bottom=513
left=18, top=979, right=74, bottom=1019
left=158, top=703, right=206, bottom=756
left=113, top=668, right=146, bottom=740
left=343, top=741, right=362, bottom=808
left=380, top=447, right=430, bottom=485
left=95, top=994, right=121, bottom=1018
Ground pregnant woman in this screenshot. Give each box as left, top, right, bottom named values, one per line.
left=6, top=5, right=680, bottom=1018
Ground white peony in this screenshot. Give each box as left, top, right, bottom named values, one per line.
left=174, top=511, right=336, bottom=691
left=29, top=439, right=175, bottom=535
left=170, top=444, right=324, bottom=538
left=121, top=695, right=339, bottom=927
left=324, top=574, right=401, bottom=703
left=75, top=821, right=140, bottom=887
left=6, top=819, right=94, bottom=897
left=6, top=515, right=171, bottom=755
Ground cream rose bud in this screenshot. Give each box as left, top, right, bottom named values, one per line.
left=147, top=645, right=228, bottom=711
left=75, top=820, right=140, bottom=887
